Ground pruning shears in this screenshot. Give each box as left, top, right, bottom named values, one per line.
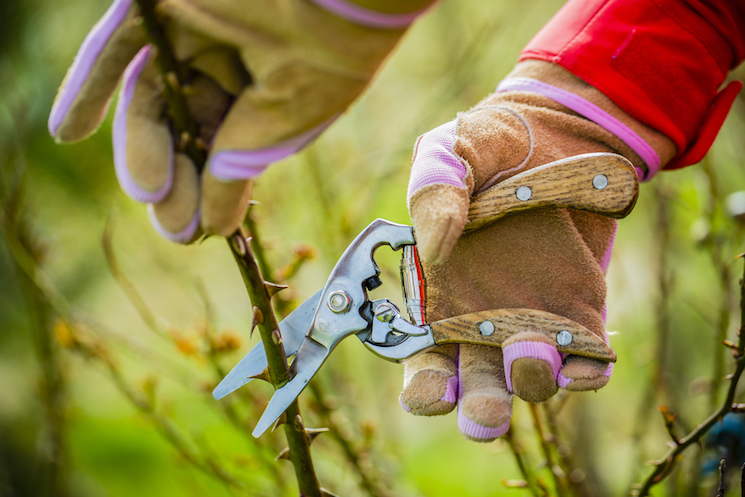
left=213, top=153, right=639, bottom=437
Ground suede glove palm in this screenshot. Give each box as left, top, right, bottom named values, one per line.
left=49, top=0, right=433, bottom=242
left=399, top=60, right=675, bottom=442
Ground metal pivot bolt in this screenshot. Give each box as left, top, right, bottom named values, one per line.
left=516, top=186, right=532, bottom=201
left=556, top=330, right=573, bottom=346
left=478, top=321, right=496, bottom=336
left=328, top=290, right=352, bottom=313
left=592, top=174, right=608, bottom=190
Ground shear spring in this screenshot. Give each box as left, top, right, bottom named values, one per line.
left=400, top=245, right=426, bottom=326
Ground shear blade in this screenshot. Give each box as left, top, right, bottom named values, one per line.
left=212, top=289, right=322, bottom=400
left=252, top=338, right=328, bottom=437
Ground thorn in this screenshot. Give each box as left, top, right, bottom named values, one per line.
left=293, top=414, right=304, bottom=432
left=271, top=412, right=288, bottom=432
left=736, top=252, right=745, bottom=259
left=274, top=447, right=290, bottom=462
left=724, top=339, right=738, bottom=350
left=250, top=307, right=264, bottom=339
left=265, top=282, right=289, bottom=298
left=165, top=71, right=180, bottom=90
left=320, top=488, right=341, bottom=497
left=181, top=83, right=197, bottom=97
left=230, top=233, right=247, bottom=256
left=305, top=427, right=329, bottom=444
left=271, top=329, right=282, bottom=345
left=248, top=368, right=271, bottom=384
left=179, top=131, right=191, bottom=150
left=194, top=137, right=209, bottom=151
left=248, top=200, right=261, bottom=206
left=659, top=405, right=677, bottom=423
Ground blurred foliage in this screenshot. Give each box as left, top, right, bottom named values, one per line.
left=1, top=0, right=745, bottom=496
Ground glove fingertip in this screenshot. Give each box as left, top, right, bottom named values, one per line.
left=113, top=45, right=177, bottom=204
left=146, top=153, right=201, bottom=244
left=409, top=184, right=469, bottom=264
left=201, top=170, right=254, bottom=237
left=147, top=204, right=201, bottom=244
left=49, top=0, right=142, bottom=141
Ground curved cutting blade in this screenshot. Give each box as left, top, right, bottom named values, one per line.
left=252, top=338, right=328, bottom=437
left=212, top=290, right=322, bottom=400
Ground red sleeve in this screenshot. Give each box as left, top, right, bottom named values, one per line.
left=520, top=0, right=745, bottom=170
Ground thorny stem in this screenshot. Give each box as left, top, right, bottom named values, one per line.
left=633, top=256, right=745, bottom=496
left=701, top=158, right=738, bottom=410
left=133, top=1, right=323, bottom=494
left=1, top=190, right=253, bottom=494
left=541, top=401, right=594, bottom=497
left=307, top=381, right=393, bottom=497
left=228, top=233, right=322, bottom=495
left=103, top=220, right=287, bottom=488
left=135, top=0, right=206, bottom=168
left=80, top=337, right=248, bottom=492
left=503, top=428, right=550, bottom=497
left=628, top=180, right=675, bottom=487
left=1, top=159, right=69, bottom=497
left=528, top=404, right=569, bottom=497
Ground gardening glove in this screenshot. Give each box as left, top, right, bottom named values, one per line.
left=49, top=0, right=435, bottom=243
left=399, top=59, right=677, bottom=442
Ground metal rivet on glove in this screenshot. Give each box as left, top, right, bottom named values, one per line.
left=478, top=321, right=496, bottom=336
left=328, top=291, right=352, bottom=313
left=515, top=186, right=532, bottom=201
left=592, top=174, right=608, bottom=190
left=556, top=330, right=573, bottom=346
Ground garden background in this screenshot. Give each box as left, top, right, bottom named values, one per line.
left=2, top=0, right=745, bottom=495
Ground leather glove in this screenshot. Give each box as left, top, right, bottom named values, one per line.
left=398, top=60, right=676, bottom=442
left=49, top=0, right=434, bottom=242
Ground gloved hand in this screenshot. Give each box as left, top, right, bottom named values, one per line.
left=49, top=0, right=434, bottom=242
left=398, top=60, right=676, bottom=442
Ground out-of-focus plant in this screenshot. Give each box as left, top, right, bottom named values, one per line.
left=3, top=0, right=745, bottom=495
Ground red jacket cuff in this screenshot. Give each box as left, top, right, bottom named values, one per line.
left=520, top=0, right=745, bottom=169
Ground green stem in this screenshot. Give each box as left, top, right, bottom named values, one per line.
left=504, top=428, right=550, bottom=497
left=528, top=403, right=568, bottom=497
left=228, top=234, right=321, bottom=495
left=132, top=1, right=322, bottom=494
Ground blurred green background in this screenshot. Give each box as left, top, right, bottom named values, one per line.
left=1, top=0, right=745, bottom=496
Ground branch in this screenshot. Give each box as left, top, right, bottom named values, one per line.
left=503, top=428, right=550, bottom=497
left=528, top=403, right=569, bottom=497
left=633, top=256, right=745, bottom=496
left=132, top=2, right=322, bottom=494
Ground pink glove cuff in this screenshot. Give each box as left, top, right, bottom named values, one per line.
left=114, top=45, right=174, bottom=204
left=502, top=340, right=562, bottom=393
left=208, top=117, right=336, bottom=181
left=49, top=0, right=133, bottom=138
left=496, top=77, right=659, bottom=181
left=406, top=120, right=468, bottom=203
left=309, top=0, right=432, bottom=29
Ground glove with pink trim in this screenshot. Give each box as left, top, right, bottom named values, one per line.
left=398, top=60, right=676, bottom=442
left=49, top=0, right=434, bottom=242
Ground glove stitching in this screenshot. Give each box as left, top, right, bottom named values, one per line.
left=474, top=105, right=534, bottom=193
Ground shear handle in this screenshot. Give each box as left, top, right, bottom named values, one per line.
left=465, top=153, right=639, bottom=232
left=430, top=308, right=616, bottom=363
